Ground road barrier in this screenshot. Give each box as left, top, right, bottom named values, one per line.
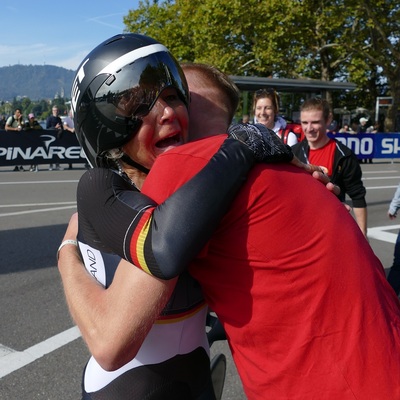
left=1, top=130, right=400, bottom=167
left=330, top=132, right=400, bottom=160
left=0, top=129, right=86, bottom=166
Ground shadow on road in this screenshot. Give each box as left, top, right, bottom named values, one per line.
left=1, top=224, right=68, bottom=274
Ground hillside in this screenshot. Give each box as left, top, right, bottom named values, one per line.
left=0, top=65, right=75, bottom=101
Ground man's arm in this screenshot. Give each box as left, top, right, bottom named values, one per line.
left=63, top=121, right=75, bottom=133
left=58, top=213, right=177, bottom=371
left=353, top=206, right=368, bottom=237
left=339, top=155, right=368, bottom=236
left=311, top=170, right=341, bottom=197
left=5, top=121, right=20, bottom=131
left=388, top=183, right=400, bottom=218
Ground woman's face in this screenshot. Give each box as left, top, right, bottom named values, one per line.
left=123, top=87, right=189, bottom=170
left=255, top=97, right=276, bottom=129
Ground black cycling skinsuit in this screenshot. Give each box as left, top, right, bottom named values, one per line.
left=79, top=243, right=213, bottom=399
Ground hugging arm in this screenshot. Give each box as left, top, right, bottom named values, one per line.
left=78, top=129, right=295, bottom=280
left=78, top=138, right=256, bottom=280
left=58, top=213, right=177, bottom=370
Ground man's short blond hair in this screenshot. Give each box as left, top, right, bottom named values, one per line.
left=181, top=63, right=240, bottom=123
left=300, top=98, right=331, bottom=122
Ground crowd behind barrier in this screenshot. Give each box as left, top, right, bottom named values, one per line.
left=1, top=129, right=400, bottom=167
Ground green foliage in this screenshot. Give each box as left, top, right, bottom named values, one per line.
left=0, top=95, right=69, bottom=122
left=123, top=0, right=400, bottom=130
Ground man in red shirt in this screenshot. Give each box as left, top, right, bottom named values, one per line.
left=292, top=98, right=367, bottom=237
left=142, top=133, right=400, bottom=400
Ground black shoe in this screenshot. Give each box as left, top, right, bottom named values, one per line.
left=19, top=166, right=25, bottom=171
left=13, top=166, right=19, bottom=171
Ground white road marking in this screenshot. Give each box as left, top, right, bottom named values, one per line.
left=0, top=202, right=76, bottom=208
left=0, top=180, right=79, bottom=185
left=364, top=176, right=400, bottom=180
left=363, top=170, right=399, bottom=174
left=0, top=205, right=77, bottom=217
left=366, top=185, right=398, bottom=190
left=368, top=224, right=400, bottom=244
left=0, top=327, right=81, bottom=379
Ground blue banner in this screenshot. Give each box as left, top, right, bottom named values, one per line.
left=328, top=132, right=400, bottom=159
left=0, top=129, right=86, bottom=166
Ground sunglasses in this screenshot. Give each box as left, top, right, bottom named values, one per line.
left=255, top=88, right=277, bottom=96
left=254, top=88, right=280, bottom=109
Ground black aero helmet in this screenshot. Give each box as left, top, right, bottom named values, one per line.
left=71, top=34, right=190, bottom=167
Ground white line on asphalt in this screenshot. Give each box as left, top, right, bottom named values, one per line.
left=364, top=176, right=400, bottom=180
left=366, top=185, right=398, bottom=190
left=0, top=326, right=81, bottom=379
left=0, top=205, right=77, bottom=217
left=363, top=170, right=399, bottom=174
left=368, top=224, right=400, bottom=244
left=0, top=202, right=76, bottom=208
left=0, top=180, right=79, bottom=185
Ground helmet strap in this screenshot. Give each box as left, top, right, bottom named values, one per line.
left=120, top=154, right=150, bottom=175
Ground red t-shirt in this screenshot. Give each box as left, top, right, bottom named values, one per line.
left=142, top=134, right=400, bottom=400
left=309, top=138, right=336, bottom=176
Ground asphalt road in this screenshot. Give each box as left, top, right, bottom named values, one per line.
left=0, top=159, right=399, bottom=399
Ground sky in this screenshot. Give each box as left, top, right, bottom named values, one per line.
left=1, top=0, right=141, bottom=71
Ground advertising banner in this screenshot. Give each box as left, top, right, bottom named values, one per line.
left=0, top=129, right=86, bottom=166
left=1, top=130, right=400, bottom=167
left=327, top=132, right=400, bottom=160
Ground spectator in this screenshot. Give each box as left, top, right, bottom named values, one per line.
left=292, top=97, right=368, bottom=237
left=24, top=113, right=43, bottom=172
left=338, top=123, right=354, bottom=134
left=25, top=112, right=42, bottom=130
left=357, top=117, right=373, bottom=163
left=253, top=88, right=298, bottom=146
left=46, top=105, right=63, bottom=170
left=387, top=182, right=400, bottom=296
left=371, top=121, right=381, bottom=133
left=5, top=108, right=25, bottom=171
left=357, top=117, right=371, bottom=133
left=0, top=115, right=6, bottom=130
left=63, top=110, right=75, bottom=170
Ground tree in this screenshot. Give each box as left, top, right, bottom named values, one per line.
left=338, top=0, right=400, bottom=130
left=123, top=0, right=399, bottom=129
left=124, top=0, right=307, bottom=76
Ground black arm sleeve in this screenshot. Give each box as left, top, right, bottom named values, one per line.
left=77, top=137, right=255, bottom=279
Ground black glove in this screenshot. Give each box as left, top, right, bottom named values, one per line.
left=228, top=123, right=294, bottom=163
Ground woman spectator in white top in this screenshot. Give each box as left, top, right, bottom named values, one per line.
left=253, top=88, right=298, bottom=146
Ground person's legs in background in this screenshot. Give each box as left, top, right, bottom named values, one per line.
left=387, top=229, right=400, bottom=296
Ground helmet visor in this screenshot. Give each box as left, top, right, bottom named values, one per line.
left=92, top=50, right=189, bottom=130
